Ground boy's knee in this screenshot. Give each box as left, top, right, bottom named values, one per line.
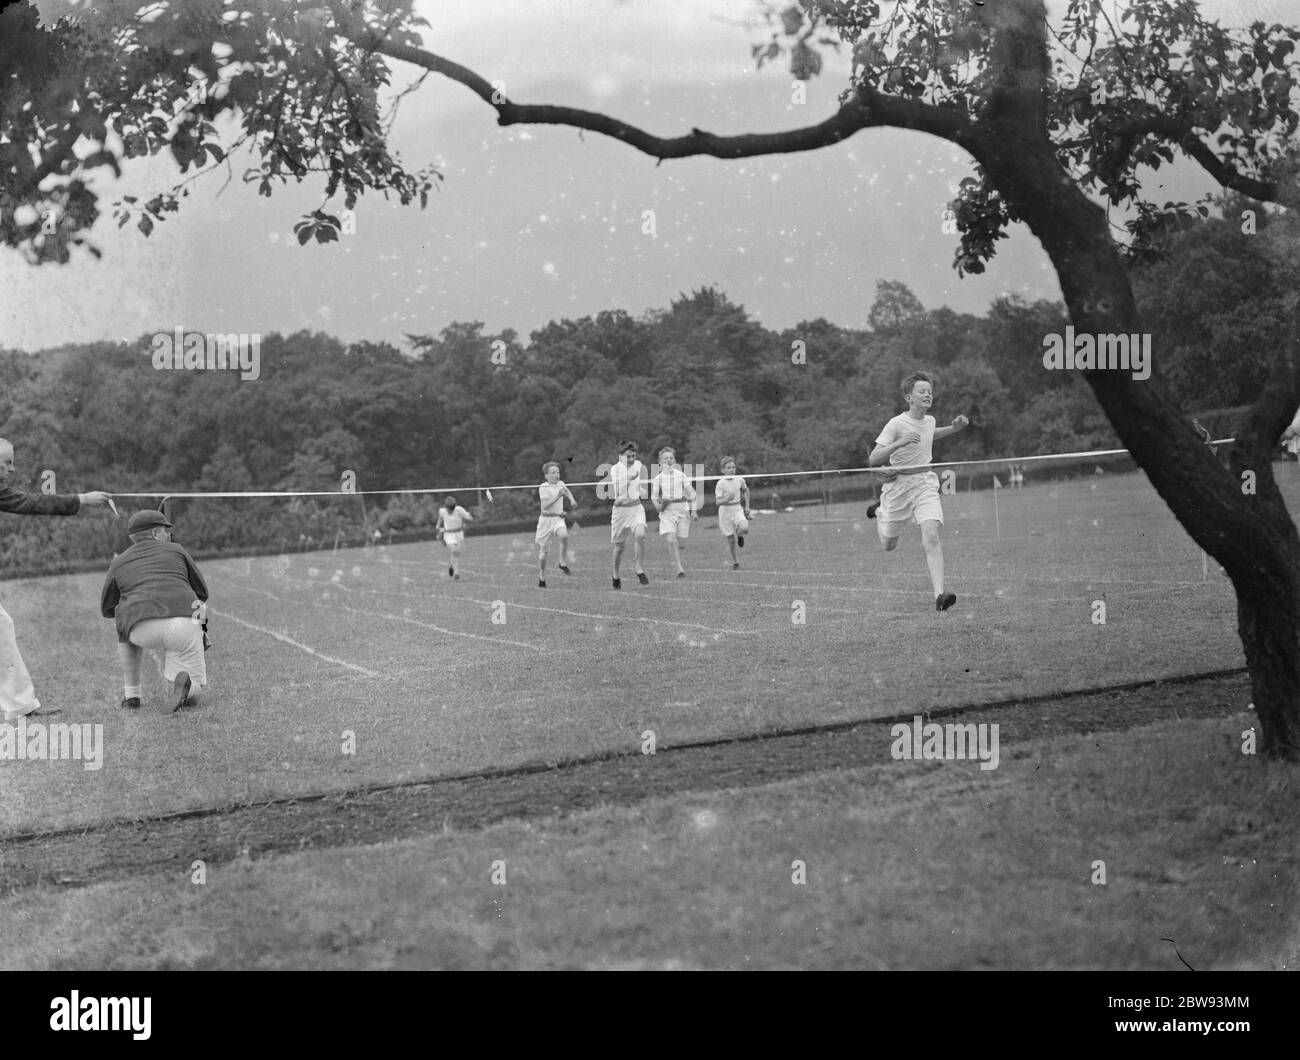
left=882, top=536, right=899, bottom=551
left=921, top=525, right=942, bottom=548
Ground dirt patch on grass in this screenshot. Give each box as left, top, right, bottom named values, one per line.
left=0, top=670, right=1253, bottom=894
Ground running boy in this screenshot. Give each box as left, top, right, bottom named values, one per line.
left=536, top=461, right=575, bottom=587
left=435, top=495, right=474, bottom=580
left=650, top=447, right=697, bottom=579
left=600, top=440, right=649, bottom=589
left=867, top=372, right=968, bottom=611
left=714, top=455, right=751, bottom=570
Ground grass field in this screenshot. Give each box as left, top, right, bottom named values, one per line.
left=2, top=469, right=1250, bottom=833
left=2, top=468, right=1297, bottom=969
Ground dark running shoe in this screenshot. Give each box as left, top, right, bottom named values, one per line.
left=867, top=500, right=881, bottom=520
left=558, top=564, right=572, bottom=575
left=732, top=562, right=740, bottom=570
left=637, top=571, right=649, bottom=585
left=538, top=579, right=546, bottom=588
left=120, top=696, right=141, bottom=711
left=162, top=671, right=191, bottom=715
left=737, top=534, right=744, bottom=548
left=936, top=592, right=957, bottom=612
left=612, top=577, right=622, bottom=590
left=447, top=566, right=454, bottom=577
left=676, top=571, right=686, bottom=579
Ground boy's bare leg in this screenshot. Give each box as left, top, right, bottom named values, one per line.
left=920, top=519, right=944, bottom=595
left=633, top=531, right=645, bottom=574
left=665, top=533, right=683, bottom=575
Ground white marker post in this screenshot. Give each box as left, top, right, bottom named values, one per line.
left=993, top=474, right=1002, bottom=541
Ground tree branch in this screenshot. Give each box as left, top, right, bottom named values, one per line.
left=1111, top=113, right=1300, bottom=208
left=346, top=30, right=974, bottom=161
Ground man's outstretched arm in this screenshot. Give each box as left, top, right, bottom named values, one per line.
left=0, top=487, right=114, bottom=516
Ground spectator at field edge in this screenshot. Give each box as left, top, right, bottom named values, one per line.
left=0, top=436, right=116, bottom=722
left=101, top=509, right=210, bottom=715
left=1281, top=405, right=1300, bottom=459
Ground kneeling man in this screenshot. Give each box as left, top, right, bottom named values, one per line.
left=101, top=509, right=210, bottom=714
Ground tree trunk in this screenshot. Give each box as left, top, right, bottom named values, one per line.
left=974, top=129, right=1300, bottom=759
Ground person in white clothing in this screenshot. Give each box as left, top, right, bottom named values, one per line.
left=714, top=456, right=751, bottom=570
left=435, top=495, right=474, bottom=580
left=536, top=461, right=576, bottom=587
left=650, top=447, right=697, bottom=579
left=866, top=372, right=969, bottom=611
left=598, top=440, right=649, bottom=589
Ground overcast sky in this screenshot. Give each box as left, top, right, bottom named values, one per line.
left=0, top=0, right=1278, bottom=353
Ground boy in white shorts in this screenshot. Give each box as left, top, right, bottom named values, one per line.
left=435, top=495, right=474, bottom=580
left=536, top=461, right=576, bottom=587
left=600, top=439, right=649, bottom=589
left=714, top=455, right=751, bottom=570
left=650, top=447, right=697, bottom=579
left=867, top=371, right=968, bottom=611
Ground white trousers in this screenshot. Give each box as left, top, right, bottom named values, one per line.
left=129, top=617, right=208, bottom=687
left=0, top=600, right=40, bottom=721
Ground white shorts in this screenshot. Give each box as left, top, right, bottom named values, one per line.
left=877, top=471, right=944, bottom=538
left=718, top=505, right=749, bottom=538
left=611, top=504, right=647, bottom=543
left=658, top=503, right=691, bottom=538
left=129, top=616, right=207, bottom=687
left=442, top=530, right=465, bottom=548
left=535, top=515, right=568, bottom=546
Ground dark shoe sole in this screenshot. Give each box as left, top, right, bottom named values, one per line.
left=162, top=672, right=191, bottom=714
left=936, top=593, right=957, bottom=612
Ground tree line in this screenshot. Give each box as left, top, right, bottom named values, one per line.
left=0, top=202, right=1284, bottom=575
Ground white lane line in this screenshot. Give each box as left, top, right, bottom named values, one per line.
left=349, top=585, right=751, bottom=636
left=336, top=604, right=545, bottom=652
left=207, top=608, right=386, bottom=679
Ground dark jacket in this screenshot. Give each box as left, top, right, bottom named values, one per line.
left=101, top=539, right=209, bottom=643
left=0, top=485, right=81, bottom=518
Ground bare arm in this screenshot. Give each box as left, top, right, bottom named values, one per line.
left=933, top=415, right=970, bottom=441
